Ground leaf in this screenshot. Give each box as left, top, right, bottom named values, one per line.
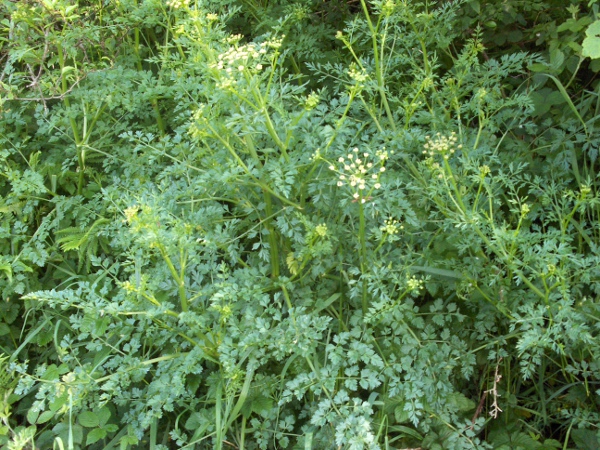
left=26, top=408, right=39, bottom=425
left=468, top=1, right=480, bottom=14
left=490, top=430, right=542, bottom=449
left=529, top=63, right=550, bottom=73
left=78, top=411, right=100, bottom=428
left=97, top=407, right=111, bottom=427
left=540, top=74, right=588, bottom=135
left=37, top=410, right=55, bottom=424
left=394, top=405, right=410, bottom=424
left=446, top=392, right=476, bottom=412
left=411, top=265, right=462, bottom=279
left=0, top=263, right=12, bottom=283
left=42, top=364, right=59, bottom=381
left=585, top=20, right=600, bottom=37
left=241, top=394, right=273, bottom=418
left=582, top=21, right=600, bottom=59
left=530, top=88, right=566, bottom=116
left=314, top=293, right=340, bottom=314
left=61, top=66, right=76, bottom=76
left=184, top=412, right=203, bottom=430
left=86, top=428, right=107, bottom=446
left=582, top=36, right=600, bottom=59
left=539, top=439, right=561, bottom=450
left=549, top=48, right=564, bottom=71
left=49, top=391, right=69, bottom=413
left=590, top=59, right=600, bottom=72
left=388, top=425, right=423, bottom=442
left=571, top=429, right=599, bottom=450
left=0, top=324, right=10, bottom=337
left=120, top=432, right=139, bottom=450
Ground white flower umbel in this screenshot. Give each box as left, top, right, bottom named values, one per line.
left=380, top=217, right=403, bottom=235
left=328, top=147, right=390, bottom=203
left=422, top=131, right=462, bottom=161
left=211, top=35, right=285, bottom=89
left=166, top=0, right=190, bottom=9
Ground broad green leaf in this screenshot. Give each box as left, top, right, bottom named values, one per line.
left=79, top=411, right=100, bottom=428
left=539, top=439, right=561, bottom=449
left=388, top=425, right=423, bottom=442
left=61, top=66, right=76, bottom=76
left=582, top=21, right=600, bottom=59
left=37, top=410, right=55, bottom=424
left=468, top=1, right=480, bottom=14
left=582, top=36, right=600, bottom=59
left=530, top=88, right=566, bottom=116
left=446, top=392, right=476, bottom=412
left=41, top=364, right=59, bottom=381
left=571, top=429, right=599, bottom=450
left=0, top=323, right=10, bottom=337
left=314, top=293, right=340, bottom=314
left=585, top=20, right=600, bottom=37
left=0, top=263, right=12, bottom=283
left=49, top=392, right=69, bottom=413
left=394, top=405, right=410, bottom=424
left=120, top=432, right=138, bottom=450
left=241, top=394, right=273, bottom=418
left=26, top=408, right=39, bottom=425
left=97, top=407, right=111, bottom=427
left=86, top=428, right=107, bottom=446
left=184, top=412, right=202, bottom=430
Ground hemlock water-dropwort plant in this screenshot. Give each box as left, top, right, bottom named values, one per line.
left=4, top=0, right=600, bottom=449
left=326, top=146, right=390, bottom=313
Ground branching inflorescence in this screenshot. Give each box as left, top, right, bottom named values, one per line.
left=328, top=147, right=390, bottom=203
left=211, top=36, right=284, bottom=89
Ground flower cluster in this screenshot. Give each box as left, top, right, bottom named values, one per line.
left=479, top=165, right=491, bottom=177
left=329, top=147, right=389, bottom=203
left=166, top=0, right=190, bottom=9
left=304, top=92, right=320, bottom=110
left=348, top=65, right=368, bottom=83
left=315, top=224, right=328, bottom=237
left=407, top=276, right=425, bottom=292
left=380, top=217, right=402, bottom=235
left=381, top=0, right=397, bottom=16
left=123, top=205, right=139, bottom=224
left=212, top=36, right=284, bottom=89
left=422, top=132, right=462, bottom=160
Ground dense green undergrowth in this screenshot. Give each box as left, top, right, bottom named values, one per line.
left=1, top=0, right=600, bottom=448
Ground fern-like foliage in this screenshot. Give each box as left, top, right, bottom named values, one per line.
left=56, top=218, right=110, bottom=273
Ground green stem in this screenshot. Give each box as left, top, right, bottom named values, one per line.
left=358, top=199, right=368, bottom=314
left=442, top=158, right=467, bottom=213
left=246, top=76, right=289, bottom=161
left=264, top=193, right=280, bottom=279
left=204, top=122, right=302, bottom=209
left=243, top=135, right=282, bottom=280
left=157, top=244, right=188, bottom=312
left=134, top=27, right=166, bottom=135
left=472, top=177, right=486, bottom=214
left=57, top=46, right=84, bottom=195
left=359, top=0, right=396, bottom=131
left=473, top=110, right=485, bottom=150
